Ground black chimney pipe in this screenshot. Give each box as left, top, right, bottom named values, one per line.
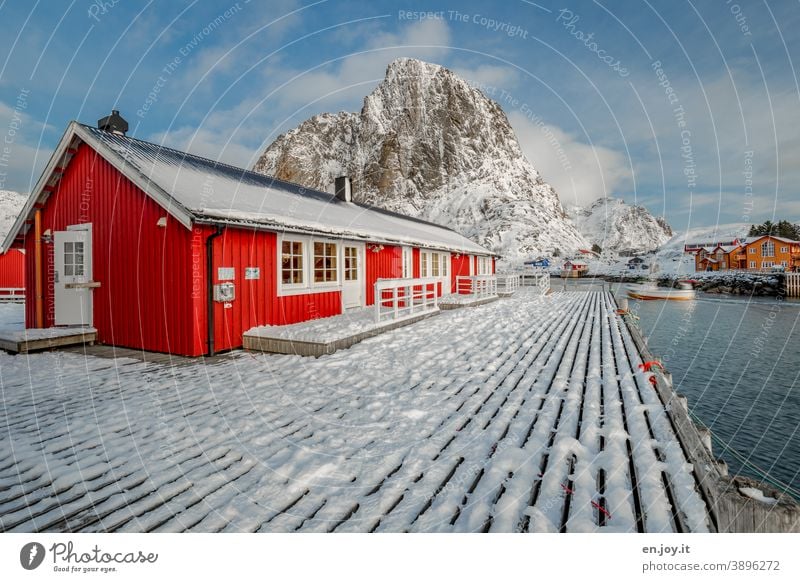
left=97, top=110, right=129, bottom=135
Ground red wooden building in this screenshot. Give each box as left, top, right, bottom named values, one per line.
left=0, top=248, right=25, bottom=298
left=1, top=114, right=497, bottom=356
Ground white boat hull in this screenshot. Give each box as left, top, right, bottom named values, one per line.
left=626, top=284, right=695, bottom=301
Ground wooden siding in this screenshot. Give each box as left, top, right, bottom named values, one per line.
left=0, top=249, right=25, bottom=289
left=365, top=245, right=402, bottom=305
left=23, top=144, right=201, bottom=356
left=209, top=228, right=341, bottom=352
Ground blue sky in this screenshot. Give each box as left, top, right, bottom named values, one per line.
left=1, top=0, right=799, bottom=233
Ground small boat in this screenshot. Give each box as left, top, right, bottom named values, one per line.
left=627, top=281, right=695, bottom=301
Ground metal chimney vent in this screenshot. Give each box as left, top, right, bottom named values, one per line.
left=334, top=176, right=352, bottom=203
left=97, top=110, right=129, bottom=135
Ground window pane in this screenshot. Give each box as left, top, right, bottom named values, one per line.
left=282, top=240, right=303, bottom=285
left=65, top=264, right=74, bottom=276
left=74, top=242, right=84, bottom=253
left=64, top=242, right=73, bottom=253
left=75, top=264, right=84, bottom=276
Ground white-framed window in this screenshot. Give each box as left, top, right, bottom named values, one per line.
left=749, top=247, right=756, bottom=254
left=749, top=261, right=756, bottom=268
left=344, top=246, right=358, bottom=281
left=313, top=241, right=338, bottom=284
left=762, top=241, right=775, bottom=257
left=402, top=247, right=413, bottom=278
left=781, top=261, right=788, bottom=267
left=476, top=256, right=492, bottom=275
left=781, top=246, right=788, bottom=253
left=431, top=252, right=441, bottom=277
left=420, top=249, right=450, bottom=278
left=281, top=238, right=304, bottom=287
left=278, top=234, right=344, bottom=295
left=762, top=261, right=773, bottom=269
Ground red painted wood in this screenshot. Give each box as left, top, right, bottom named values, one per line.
left=451, top=254, right=472, bottom=294
left=210, top=228, right=341, bottom=351
left=21, top=140, right=480, bottom=355
left=0, top=249, right=25, bottom=290
left=365, top=245, right=402, bottom=305
left=23, top=143, right=202, bottom=355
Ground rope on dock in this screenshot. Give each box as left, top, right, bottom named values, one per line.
left=688, top=410, right=800, bottom=502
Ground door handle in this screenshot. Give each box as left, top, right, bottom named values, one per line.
left=54, top=271, right=59, bottom=283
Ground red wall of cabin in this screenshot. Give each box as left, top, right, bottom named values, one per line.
left=0, top=249, right=25, bottom=290
left=451, top=254, right=472, bottom=294
left=23, top=144, right=201, bottom=355
left=365, top=245, right=402, bottom=305
left=208, top=228, right=342, bottom=352
left=21, top=142, right=490, bottom=355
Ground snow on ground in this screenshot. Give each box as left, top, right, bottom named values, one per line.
left=246, top=304, right=438, bottom=343
left=738, top=487, right=778, bottom=505
left=0, top=290, right=710, bottom=533
left=0, top=303, right=24, bottom=328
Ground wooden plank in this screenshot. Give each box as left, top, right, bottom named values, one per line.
left=243, top=311, right=438, bottom=357
left=438, top=296, right=500, bottom=310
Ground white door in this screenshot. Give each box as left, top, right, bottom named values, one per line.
left=342, top=243, right=364, bottom=309
left=54, top=228, right=93, bottom=326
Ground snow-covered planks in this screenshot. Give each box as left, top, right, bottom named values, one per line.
left=0, top=290, right=712, bottom=532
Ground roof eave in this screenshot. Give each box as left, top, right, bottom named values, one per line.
left=1, top=122, right=195, bottom=253
left=1, top=121, right=80, bottom=252
left=72, top=124, right=194, bottom=230
left=193, top=216, right=499, bottom=257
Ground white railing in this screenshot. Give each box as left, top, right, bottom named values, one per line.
left=497, top=274, right=521, bottom=294
left=374, top=277, right=440, bottom=323
left=787, top=272, right=800, bottom=297
left=0, top=288, right=24, bottom=302
left=520, top=273, right=550, bottom=295
left=455, top=275, right=497, bottom=298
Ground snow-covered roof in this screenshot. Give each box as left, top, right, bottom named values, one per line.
left=712, top=244, right=741, bottom=253
left=746, top=234, right=800, bottom=245
left=3, top=122, right=495, bottom=256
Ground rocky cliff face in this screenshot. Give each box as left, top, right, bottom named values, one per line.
left=254, top=58, right=588, bottom=260
left=568, top=197, right=673, bottom=255
left=0, top=190, right=27, bottom=242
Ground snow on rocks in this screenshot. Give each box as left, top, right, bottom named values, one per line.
left=0, top=289, right=711, bottom=532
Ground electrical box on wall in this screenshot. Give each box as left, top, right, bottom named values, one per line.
left=213, top=282, right=235, bottom=302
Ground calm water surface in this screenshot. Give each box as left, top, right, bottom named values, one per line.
left=624, top=291, right=800, bottom=492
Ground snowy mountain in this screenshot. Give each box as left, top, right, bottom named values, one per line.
left=568, top=197, right=673, bottom=255
left=0, top=190, right=27, bottom=242
left=254, top=58, right=588, bottom=260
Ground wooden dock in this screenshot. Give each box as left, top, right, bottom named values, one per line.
left=0, top=327, right=97, bottom=354
left=0, top=289, right=796, bottom=532
left=438, top=294, right=500, bottom=310
left=243, top=309, right=439, bottom=357
left=620, top=305, right=800, bottom=532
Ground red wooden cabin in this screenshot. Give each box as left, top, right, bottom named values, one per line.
left=0, top=248, right=25, bottom=298
left=1, top=115, right=497, bottom=356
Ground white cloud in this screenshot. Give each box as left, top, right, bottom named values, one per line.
left=265, top=19, right=453, bottom=113
left=0, top=100, right=54, bottom=193
left=507, top=110, right=632, bottom=208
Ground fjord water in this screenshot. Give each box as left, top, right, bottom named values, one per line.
left=630, top=293, right=800, bottom=492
